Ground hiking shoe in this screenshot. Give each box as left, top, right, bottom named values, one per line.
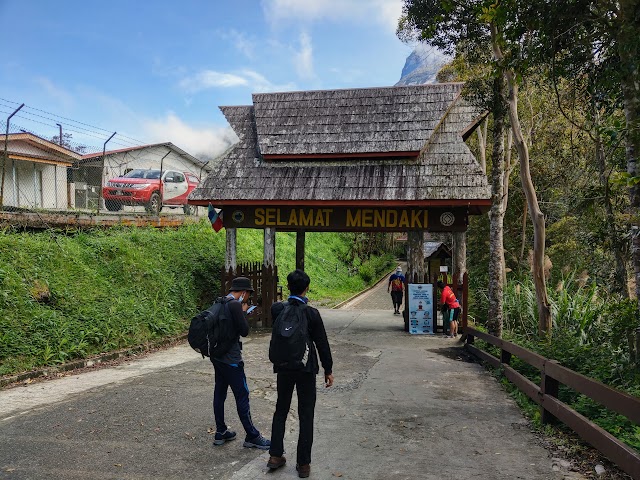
left=243, top=434, right=271, bottom=450
left=213, top=429, right=236, bottom=446
left=267, top=455, right=286, bottom=470
left=296, top=464, right=311, bottom=478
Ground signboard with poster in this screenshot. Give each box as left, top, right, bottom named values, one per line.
left=407, top=283, right=434, bottom=335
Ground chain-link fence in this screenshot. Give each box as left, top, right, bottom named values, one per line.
left=0, top=114, right=209, bottom=220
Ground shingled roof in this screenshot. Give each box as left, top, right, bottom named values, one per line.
left=189, top=83, right=490, bottom=209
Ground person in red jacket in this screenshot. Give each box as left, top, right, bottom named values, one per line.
left=437, top=280, right=461, bottom=337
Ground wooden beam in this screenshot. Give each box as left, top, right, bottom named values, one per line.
left=296, top=231, right=305, bottom=271
left=263, top=151, right=419, bottom=160
left=226, top=227, right=237, bottom=273
left=264, top=227, right=276, bottom=268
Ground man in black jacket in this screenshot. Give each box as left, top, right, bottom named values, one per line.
left=211, top=276, right=270, bottom=450
left=266, top=269, right=334, bottom=479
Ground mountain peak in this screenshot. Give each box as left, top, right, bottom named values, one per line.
left=396, top=44, right=447, bottom=86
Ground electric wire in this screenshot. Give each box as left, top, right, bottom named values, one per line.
left=0, top=97, right=146, bottom=145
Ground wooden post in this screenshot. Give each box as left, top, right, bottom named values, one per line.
left=296, top=231, right=305, bottom=271
left=225, top=227, right=237, bottom=273
left=541, top=360, right=560, bottom=425
left=407, top=231, right=425, bottom=282
left=453, top=231, right=467, bottom=285
left=264, top=227, right=276, bottom=268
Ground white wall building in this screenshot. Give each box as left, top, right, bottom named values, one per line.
left=0, top=133, right=81, bottom=210
left=79, top=142, right=211, bottom=212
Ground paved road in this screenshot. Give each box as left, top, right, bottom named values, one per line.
left=0, top=285, right=585, bottom=479
left=342, top=262, right=406, bottom=312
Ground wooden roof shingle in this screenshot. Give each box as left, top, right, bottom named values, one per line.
left=189, top=84, right=490, bottom=208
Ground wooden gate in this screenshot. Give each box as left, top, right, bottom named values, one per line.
left=220, top=262, right=281, bottom=328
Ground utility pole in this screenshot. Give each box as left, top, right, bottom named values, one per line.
left=1, top=103, right=25, bottom=209
left=99, top=132, right=116, bottom=212
left=56, top=124, right=63, bottom=146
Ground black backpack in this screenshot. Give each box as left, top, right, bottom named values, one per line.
left=188, top=297, right=234, bottom=358
left=269, top=302, right=311, bottom=370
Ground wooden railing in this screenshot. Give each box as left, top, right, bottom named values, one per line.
left=464, top=327, right=640, bottom=479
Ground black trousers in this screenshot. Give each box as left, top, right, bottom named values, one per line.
left=391, top=290, right=403, bottom=308
left=269, top=371, right=317, bottom=465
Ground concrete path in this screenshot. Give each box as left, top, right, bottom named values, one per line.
left=0, top=284, right=584, bottom=479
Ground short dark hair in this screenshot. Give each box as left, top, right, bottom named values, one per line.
left=437, top=280, right=445, bottom=289
left=287, top=269, right=310, bottom=296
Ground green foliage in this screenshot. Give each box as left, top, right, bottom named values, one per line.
left=0, top=223, right=394, bottom=376
left=472, top=275, right=640, bottom=451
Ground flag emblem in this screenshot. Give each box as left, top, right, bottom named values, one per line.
left=208, top=204, right=224, bottom=232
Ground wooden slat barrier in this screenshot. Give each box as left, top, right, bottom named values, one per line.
left=221, top=262, right=279, bottom=328
left=464, top=326, right=640, bottom=479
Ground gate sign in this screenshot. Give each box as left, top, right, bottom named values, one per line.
left=222, top=206, right=467, bottom=232
left=408, top=283, right=434, bottom=335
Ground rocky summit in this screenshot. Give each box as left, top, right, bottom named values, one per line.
left=396, top=43, right=447, bottom=86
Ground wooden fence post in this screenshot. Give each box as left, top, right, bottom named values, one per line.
left=541, top=360, right=560, bottom=425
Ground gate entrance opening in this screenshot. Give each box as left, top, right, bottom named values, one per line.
left=189, top=83, right=491, bottom=328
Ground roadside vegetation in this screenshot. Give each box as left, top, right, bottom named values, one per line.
left=0, top=222, right=395, bottom=377
left=470, top=274, right=640, bottom=452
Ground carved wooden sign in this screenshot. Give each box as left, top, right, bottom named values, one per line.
left=222, top=206, right=467, bottom=232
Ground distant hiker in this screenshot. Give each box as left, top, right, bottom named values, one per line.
left=211, top=276, right=270, bottom=449
left=437, top=280, right=460, bottom=338
left=267, top=269, right=334, bottom=478
left=388, top=266, right=406, bottom=315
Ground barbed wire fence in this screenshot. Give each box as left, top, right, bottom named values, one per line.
left=0, top=100, right=208, bottom=224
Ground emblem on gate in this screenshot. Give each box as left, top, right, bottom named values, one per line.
left=440, top=211, right=455, bottom=227
left=232, top=210, right=245, bottom=223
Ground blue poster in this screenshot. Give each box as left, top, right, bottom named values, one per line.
left=408, top=283, right=434, bottom=335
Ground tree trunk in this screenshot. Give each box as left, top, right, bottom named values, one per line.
left=501, top=129, right=515, bottom=284
left=477, top=117, right=489, bottom=174
left=487, top=74, right=507, bottom=338
left=507, top=78, right=552, bottom=336
left=520, top=202, right=528, bottom=265
left=617, top=0, right=640, bottom=303
left=491, top=23, right=552, bottom=336
left=453, top=231, right=467, bottom=285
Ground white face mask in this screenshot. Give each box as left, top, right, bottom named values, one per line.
left=239, top=293, right=245, bottom=303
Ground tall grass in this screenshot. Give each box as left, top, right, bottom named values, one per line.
left=0, top=223, right=394, bottom=376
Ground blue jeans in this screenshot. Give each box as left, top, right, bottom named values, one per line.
left=213, top=361, right=260, bottom=439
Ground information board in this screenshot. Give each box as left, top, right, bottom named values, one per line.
left=407, top=283, right=434, bottom=335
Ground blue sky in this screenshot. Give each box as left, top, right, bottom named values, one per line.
left=0, top=0, right=422, bottom=158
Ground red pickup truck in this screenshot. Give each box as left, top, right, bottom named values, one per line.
left=102, top=169, right=200, bottom=215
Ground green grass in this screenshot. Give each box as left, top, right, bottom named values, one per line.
left=0, top=222, right=394, bottom=376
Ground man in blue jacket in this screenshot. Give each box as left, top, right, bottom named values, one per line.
left=266, top=269, right=334, bottom=478
left=211, top=276, right=270, bottom=450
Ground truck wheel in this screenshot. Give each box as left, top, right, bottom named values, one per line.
left=183, top=204, right=193, bottom=215
left=105, top=200, right=122, bottom=212
left=146, top=192, right=162, bottom=215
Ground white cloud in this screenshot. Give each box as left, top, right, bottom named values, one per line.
left=142, top=112, right=238, bottom=158
left=219, top=29, right=256, bottom=59
left=262, top=0, right=403, bottom=33
left=34, top=77, right=75, bottom=109
left=179, top=69, right=296, bottom=94
left=295, top=32, right=315, bottom=80
left=179, top=71, right=248, bottom=93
